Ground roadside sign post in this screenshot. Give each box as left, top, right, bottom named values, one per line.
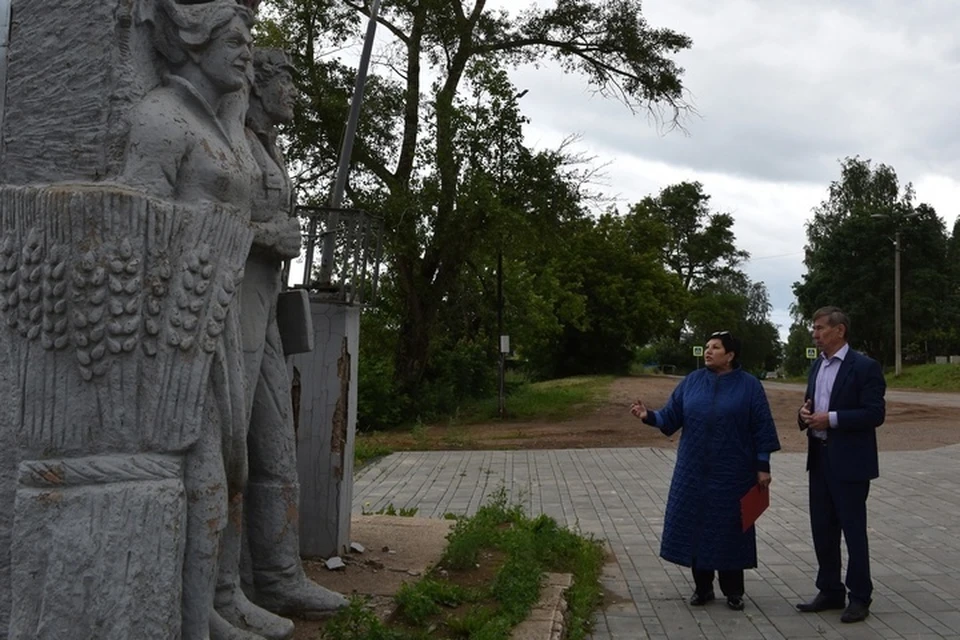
left=806, top=347, right=818, bottom=360
left=693, top=345, right=703, bottom=369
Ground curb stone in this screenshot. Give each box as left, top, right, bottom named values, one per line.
left=510, top=572, right=573, bottom=640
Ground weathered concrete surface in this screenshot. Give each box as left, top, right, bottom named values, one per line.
left=0, top=0, right=156, bottom=185
left=306, top=515, right=454, bottom=597
left=290, top=301, right=360, bottom=559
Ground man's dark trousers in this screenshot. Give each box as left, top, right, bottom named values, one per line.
left=808, top=439, right=872, bottom=604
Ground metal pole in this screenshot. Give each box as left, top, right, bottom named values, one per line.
left=497, top=247, right=504, bottom=419
left=894, top=229, right=902, bottom=377
left=317, top=0, right=381, bottom=286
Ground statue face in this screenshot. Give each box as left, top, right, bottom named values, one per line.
left=259, top=68, right=296, bottom=125
left=199, top=15, right=253, bottom=95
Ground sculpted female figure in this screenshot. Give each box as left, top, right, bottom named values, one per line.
left=122, top=1, right=260, bottom=638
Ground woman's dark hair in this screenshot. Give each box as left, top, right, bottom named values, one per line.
left=708, top=330, right=741, bottom=365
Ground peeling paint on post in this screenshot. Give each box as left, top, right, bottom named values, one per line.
left=289, top=301, right=359, bottom=559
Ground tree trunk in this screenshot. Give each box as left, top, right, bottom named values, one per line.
left=393, top=294, right=435, bottom=397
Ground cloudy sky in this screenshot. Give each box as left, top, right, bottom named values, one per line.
left=489, top=0, right=960, bottom=339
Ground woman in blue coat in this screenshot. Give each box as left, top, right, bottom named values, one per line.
left=631, top=331, right=781, bottom=611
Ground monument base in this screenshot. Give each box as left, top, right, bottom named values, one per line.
left=10, top=454, right=185, bottom=640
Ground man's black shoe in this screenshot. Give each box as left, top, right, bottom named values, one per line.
left=840, top=600, right=870, bottom=623
left=796, top=592, right=846, bottom=612
left=726, top=596, right=745, bottom=611
left=689, top=591, right=715, bottom=606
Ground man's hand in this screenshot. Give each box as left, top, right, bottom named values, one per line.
left=804, top=412, right=831, bottom=430
left=799, top=399, right=830, bottom=430
left=630, top=399, right=648, bottom=422
left=757, top=471, right=771, bottom=489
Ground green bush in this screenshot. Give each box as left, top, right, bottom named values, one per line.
left=415, top=337, right=497, bottom=420
left=357, top=354, right=406, bottom=432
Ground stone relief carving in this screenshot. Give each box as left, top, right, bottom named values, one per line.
left=0, top=1, right=260, bottom=638
left=2, top=2, right=350, bottom=638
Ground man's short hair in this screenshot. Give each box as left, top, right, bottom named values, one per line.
left=812, top=306, right=850, bottom=337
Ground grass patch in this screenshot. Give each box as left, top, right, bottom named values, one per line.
left=360, top=503, right=419, bottom=517
left=886, top=364, right=960, bottom=391
left=320, top=489, right=605, bottom=640
left=354, top=433, right=394, bottom=466
left=459, top=375, right=615, bottom=423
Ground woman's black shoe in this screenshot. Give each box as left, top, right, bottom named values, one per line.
left=689, top=591, right=715, bottom=606
left=726, top=596, right=745, bottom=611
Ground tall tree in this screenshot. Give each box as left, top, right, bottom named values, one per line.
left=626, top=181, right=751, bottom=342
left=783, top=320, right=814, bottom=376
left=628, top=181, right=748, bottom=292
left=793, top=157, right=953, bottom=364
left=259, top=0, right=693, bottom=397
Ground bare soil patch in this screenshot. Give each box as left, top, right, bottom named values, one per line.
left=293, top=515, right=453, bottom=639
left=374, top=376, right=960, bottom=453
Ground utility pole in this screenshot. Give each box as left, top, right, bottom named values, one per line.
left=497, top=247, right=505, bottom=419
left=894, top=229, right=902, bottom=377
left=872, top=211, right=920, bottom=376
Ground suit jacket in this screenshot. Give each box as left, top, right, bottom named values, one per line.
left=800, top=348, right=886, bottom=481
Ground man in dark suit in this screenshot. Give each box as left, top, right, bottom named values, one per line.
left=796, top=306, right=885, bottom=624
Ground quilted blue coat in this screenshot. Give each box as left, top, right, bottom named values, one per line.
left=649, top=367, right=781, bottom=570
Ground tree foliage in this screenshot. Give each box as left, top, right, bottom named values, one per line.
left=257, top=2, right=789, bottom=428
left=258, top=0, right=693, bottom=403
left=793, top=157, right=958, bottom=364
left=783, top=321, right=814, bottom=376
left=628, top=182, right=748, bottom=292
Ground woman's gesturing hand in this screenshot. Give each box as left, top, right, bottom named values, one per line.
left=630, top=399, right=648, bottom=421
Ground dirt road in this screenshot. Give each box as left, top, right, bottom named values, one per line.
left=385, top=376, right=960, bottom=453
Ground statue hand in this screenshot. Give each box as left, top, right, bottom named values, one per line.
left=274, top=217, right=302, bottom=258
left=254, top=218, right=301, bottom=258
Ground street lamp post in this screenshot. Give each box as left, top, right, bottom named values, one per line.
left=871, top=211, right=921, bottom=376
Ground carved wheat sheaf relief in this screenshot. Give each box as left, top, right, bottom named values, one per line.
left=0, top=227, right=235, bottom=380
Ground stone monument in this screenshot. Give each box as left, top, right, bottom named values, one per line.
left=0, top=0, right=289, bottom=638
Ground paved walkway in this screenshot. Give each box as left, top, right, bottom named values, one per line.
left=353, top=445, right=960, bottom=639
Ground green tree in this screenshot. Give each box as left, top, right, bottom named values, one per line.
left=685, top=273, right=781, bottom=374
left=628, top=182, right=748, bottom=292
left=624, top=181, right=780, bottom=372
left=626, top=181, right=749, bottom=338
left=541, top=213, right=682, bottom=377
left=260, top=0, right=693, bottom=400
left=793, top=157, right=953, bottom=365
left=783, top=320, right=814, bottom=376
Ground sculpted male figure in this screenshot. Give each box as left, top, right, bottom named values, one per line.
left=230, top=47, right=349, bottom=623
left=122, top=1, right=260, bottom=638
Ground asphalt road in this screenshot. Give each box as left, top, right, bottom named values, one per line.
left=763, top=381, right=960, bottom=408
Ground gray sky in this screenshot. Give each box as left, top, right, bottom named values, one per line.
left=494, top=0, right=960, bottom=339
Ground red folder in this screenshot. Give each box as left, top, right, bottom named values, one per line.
left=740, top=484, right=769, bottom=532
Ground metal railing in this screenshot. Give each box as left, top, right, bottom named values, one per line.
left=294, top=206, right=383, bottom=306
